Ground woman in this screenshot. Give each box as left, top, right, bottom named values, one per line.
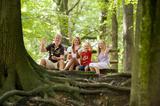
left=64, top=36, right=81, bottom=71
left=89, top=40, right=110, bottom=74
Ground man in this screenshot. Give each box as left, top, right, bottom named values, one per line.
left=40, top=33, right=64, bottom=70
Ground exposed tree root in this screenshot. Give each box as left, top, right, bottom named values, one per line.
left=68, top=100, right=84, bottom=106
left=121, top=79, right=131, bottom=86
left=44, top=75, right=130, bottom=93
left=0, top=80, right=130, bottom=105
left=0, top=66, right=131, bottom=106
left=29, top=97, right=65, bottom=106
left=106, top=72, right=131, bottom=78
left=0, top=85, right=50, bottom=104
left=72, top=82, right=130, bottom=92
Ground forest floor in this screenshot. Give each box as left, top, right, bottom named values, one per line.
left=3, top=70, right=131, bottom=106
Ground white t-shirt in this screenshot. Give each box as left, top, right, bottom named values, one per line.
left=67, top=46, right=82, bottom=58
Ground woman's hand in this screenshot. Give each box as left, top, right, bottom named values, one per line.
left=67, top=53, right=72, bottom=60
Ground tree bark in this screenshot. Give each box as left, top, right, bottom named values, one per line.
left=130, top=0, right=142, bottom=105
left=123, top=1, right=133, bottom=72
left=55, top=0, right=80, bottom=45
left=130, top=0, right=160, bottom=106
left=99, top=0, right=108, bottom=39
left=111, top=0, right=118, bottom=70
left=0, top=0, right=42, bottom=93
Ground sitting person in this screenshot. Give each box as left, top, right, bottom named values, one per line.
left=63, top=36, right=81, bottom=71
left=76, top=42, right=92, bottom=71
left=89, top=40, right=110, bottom=75
left=40, top=33, right=64, bottom=70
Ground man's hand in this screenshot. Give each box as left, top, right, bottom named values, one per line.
left=41, top=38, right=46, bottom=46
left=51, top=56, right=64, bottom=60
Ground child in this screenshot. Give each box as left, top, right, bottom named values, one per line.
left=77, top=42, right=92, bottom=71
left=89, top=40, right=110, bottom=75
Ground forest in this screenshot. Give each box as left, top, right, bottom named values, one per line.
left=0, top=0, right=160, bottom=106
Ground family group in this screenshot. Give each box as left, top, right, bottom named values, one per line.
left=40, top=33, right=111, bottom=75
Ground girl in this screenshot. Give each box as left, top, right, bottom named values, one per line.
left=89, top=40, right=110, bottom=74
left=77, top=42, right=92, bottom=71
left=64, top=36, right=81, bottom=71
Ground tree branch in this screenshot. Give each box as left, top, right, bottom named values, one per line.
left=67, top=0, right=81, bottom=14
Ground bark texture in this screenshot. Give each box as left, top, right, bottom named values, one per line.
left=123, top=1, right=134, bottom=72
left=111, top=0, right=118, bottom=70
left=130, top=0, right=160, bottom=106
left=0, top=0, right=42, bottom=93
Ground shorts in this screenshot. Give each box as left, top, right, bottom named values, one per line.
left=79, top=65, right=85, bottom=71
left=77, top=65, right=89, bottom=71
left=89, top=62, right=110, bottom=69
left=45, top=59, right=58, bottom=69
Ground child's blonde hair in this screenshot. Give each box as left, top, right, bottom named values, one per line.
left=83, top=42, right=92, bottom=51
left=98, top=40, right=107, bottom=54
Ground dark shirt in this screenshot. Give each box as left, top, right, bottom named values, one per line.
left=46, top=43, right=64, bottom=63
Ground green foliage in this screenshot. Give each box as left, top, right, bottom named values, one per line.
left=21, top=0, right=102, bottom=62
left=21, top=0, right=137, bottom=70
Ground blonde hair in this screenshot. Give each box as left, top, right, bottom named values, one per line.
left=55, top=33, right=62, bottom=39
left=98, top=40, right=107, bottom=55
left=83, top=42, right=92, bottom=51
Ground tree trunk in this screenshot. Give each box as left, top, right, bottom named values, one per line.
left=0, top=0, right=42, bottom=93
left=123, top=1, right=133, bottom=72
left=130, top=0, right=160, bottom=106
left=111, top=0, right=118, bottom=70
left=130, top=0, right=142, bottom=105
left=55, top=0, right=80, bottom=45
left=99, top=0, right=108, bottom=39
left=55, top=0, right=69, bottom=45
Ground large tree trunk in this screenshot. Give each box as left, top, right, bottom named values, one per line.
left=0, top=0, right=42, bottom=93
left=130, top=0, right=160, bottom=106
left=111, top=0, right=118, bottom=70
left=123, top=1, right=133, bottom=72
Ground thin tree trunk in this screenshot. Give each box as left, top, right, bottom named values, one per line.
left=123, top=1, right=133, bottom=72
left=55, top=0, right=69, bottom=45
left=111, top=0, right=118, bottom=70
left=55, top=0, right=80, bottom=45
left=99, top=0, right=108, bottom=39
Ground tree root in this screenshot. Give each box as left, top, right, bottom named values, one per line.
left=0, top=82, right=130, bottom=105
left=106, top=72, right=131, bottom=78
left=0, top=85, right=50, bottom=104
left=46, top=75, right=130, bottom=92
left=68, top=99, right=84, bottom=106
left=29, top=97, right=65, bottom=106
left=72, top=82, right=130, bottom=92
left=0, top=65, right=131, bottom=105
left=121, top=79, right=131, bottom=86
